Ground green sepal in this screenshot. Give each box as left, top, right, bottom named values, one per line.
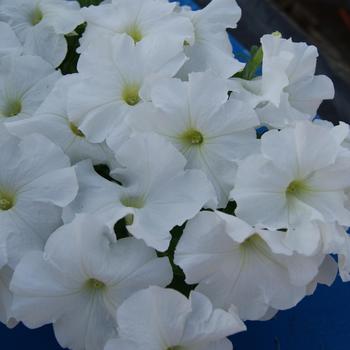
left=233, top=45, right=263, bottom=81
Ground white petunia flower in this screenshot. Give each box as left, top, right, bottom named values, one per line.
left=11, top=214, right=172, bottom=350
left=0, top=0, right=83, bottom=67
left=67, top=133, right=216, bottom=251
left=231, top=34, right=335, bottom=128
left=174, top=211, right=325, bottom=320
left=127, top=71, right=259, bottom=208
left=8, top=74, right=113, bottom=165
left=0, top=22, right=22, bottom=58
left=0, top=129, right=78, bottom=267
left=104, top=286, right=246, bottom=350
left=232, top=121, right=350, bottom=229
left=0, top=54, right=60, bottom=125
left=177, top=0, right=244, bottom=79
left=68, top=34, right=188, bottom=143
left=79, top=0, right=194, bottom=54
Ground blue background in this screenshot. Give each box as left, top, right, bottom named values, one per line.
left=1, top=0, right=349, bottom=349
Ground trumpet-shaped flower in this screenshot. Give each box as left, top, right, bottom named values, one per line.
left=8, top=75, right=112, bottom=165
left=10, top=214, right=172, bottom=350
left=0, top=54, right=60, bottom=125
left=0, top=128, right=78, bottom=267
left=177, top=0, right=244, bottom=79
left=0, top=0, right=83, bottom=67
left=68, top=34, right=188, bottom=142
left=79, top=0, right=193, bottom=54
left=0, top=22, right=22, bottom=58
left=105, top=286, right=246, bottom=350
left=67, top=133, right=216, bottom=251
left=128, top=72, right=259, bottom=207
left=175, top=211, right=325, bottom=320
left=232, top=121, right=350, bottom=229
left=231, top=34, right=334, bottom=128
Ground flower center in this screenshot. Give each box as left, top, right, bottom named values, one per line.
left=286, top=180, right=308, bottom=196
left=69, top=122, right=85, bottom=138
left=86, top=278, right=106, bottom=291
left=122, top=84, right=141, bottom=106
left=180, top=129, right=204, bottom=146
left=0, top=192, right=14, bottom=211
left=125, top=24, right=143, bottom=43
left=3, top=99, right=22, bottom=118
left=121, top=196, right=144, bottom=209
left=240, top=234, right=261, bottom=250
left=30, top=7, right=43, bottom=26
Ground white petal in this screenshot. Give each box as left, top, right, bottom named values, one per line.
left=231, top=154, right=289, bottom=228
left=19, top=167, right=78, bottom=207
left=53, top=293, right=116, bottom=350
left=5, top=200, right=62, bottom=268
left=0, top=22, right=22, bottom=57
left=182, top=291, right=245, bottom=345
left=130, top=168, right=216, bottom=251
left=104, top=338, right=141, bottom=350
left=117, top=286, right=191, bottom=348
left=0, top=266, right=16, bottom=328
left=11, top=251, right=82, bottom=328
left=287, top=75, right=335, bottom=116
left=68, top=160, right=128, bottom=228
left=23, top=27, right=67, bottom=67
left=188, top=72, right=230, bottom=123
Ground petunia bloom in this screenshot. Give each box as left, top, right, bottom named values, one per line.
left=0, top=54, right=60, bottom=125
left=8, top=74, right=112, bottom=165
left=0, top=0, right=83, bottom=67
left=105, top=286, right=246, bottom=350
left=67, top=133, right=216, bottom=251
left=68, top=34, right=188, bottom=143
left=231, top=34, right=334, bottom=128
left=232, top=121, right=350, bottom=229
left=175, top=211, right=327, bottom=320
left=0, top=128, right=78, bottom=267
left=10, top=214, right=172, bottom=350
left=128, top=71, right=259, bottom=207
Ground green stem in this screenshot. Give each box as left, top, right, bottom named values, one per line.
left=234, top=45, right=263, bottom=80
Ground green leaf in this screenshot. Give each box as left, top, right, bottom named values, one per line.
left=219, top=200, right=237, bottom=215
left=234, top=45, right=263, bottom=81
left=58, top=23, right=86, bottom=75
left=114, top=218, right=131, bottom=240
left=157, top=224, right=197, bottom=297
left=78, top=0, right=104, bottom=7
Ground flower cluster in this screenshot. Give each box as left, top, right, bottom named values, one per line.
left=0, top=0, right=348, bottom=349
